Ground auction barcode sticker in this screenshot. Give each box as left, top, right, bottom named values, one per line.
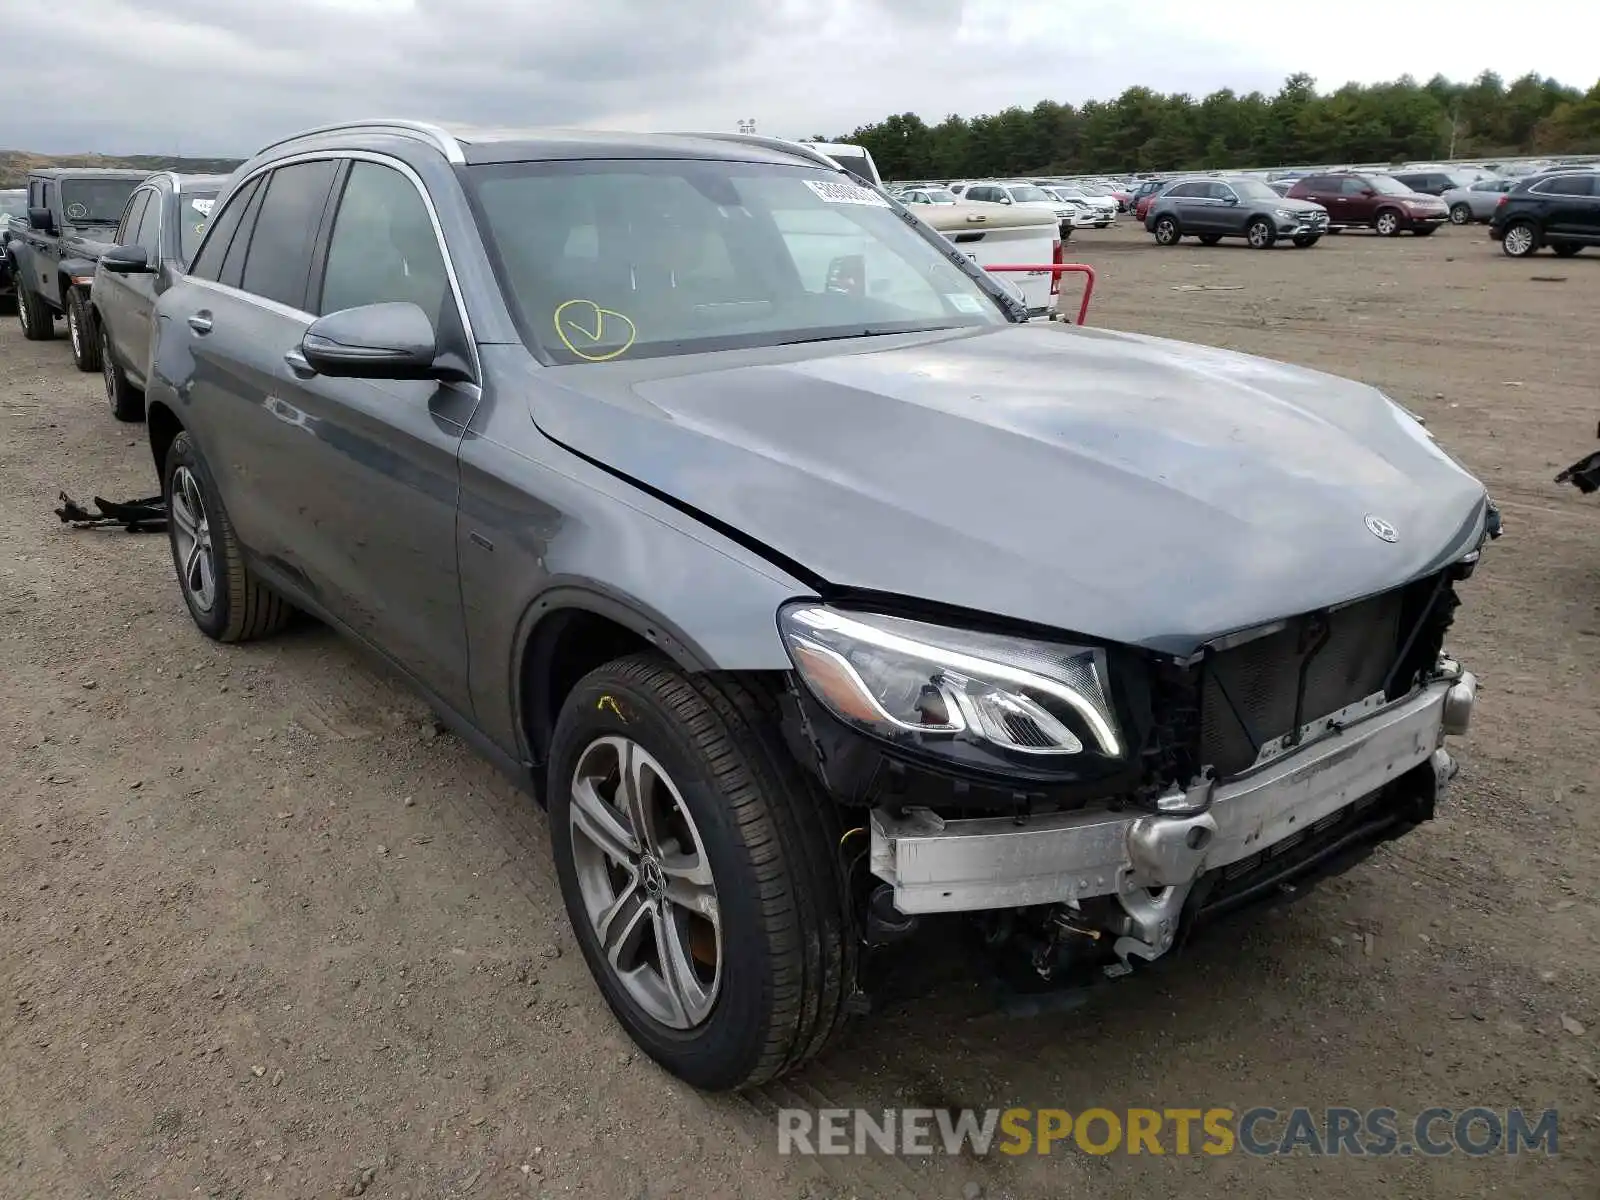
left=805, top=179, right=890, bottom=207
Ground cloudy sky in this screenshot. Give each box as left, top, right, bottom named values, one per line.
left=5, top=0, right=1597, bottom=157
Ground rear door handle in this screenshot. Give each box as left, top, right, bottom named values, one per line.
left=187, top=311, right=213, bottom=334
left=284, top=349, right=316, bottom=377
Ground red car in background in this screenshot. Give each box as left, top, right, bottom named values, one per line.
left=1286, top=172, right=1448, bottom=236
left=1133, top=180, right=1176, bottom=223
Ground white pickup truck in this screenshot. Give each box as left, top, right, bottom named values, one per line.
left=914, top=200, right=1063, bottom=319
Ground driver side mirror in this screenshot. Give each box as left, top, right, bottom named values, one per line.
left=299, top=302, right=442, bottom=380
left=1221, top=194, right=1238, bottom=205
left=28, top=207, right=54, bottom=232
left=1361, top=188, right=1377, bottom=197
left=102, top=244, right=153, bottom=274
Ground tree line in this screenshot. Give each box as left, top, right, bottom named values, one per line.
left=827, top=72, right=1600, bottom=180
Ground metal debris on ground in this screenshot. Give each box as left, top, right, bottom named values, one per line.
left=54, top=491, right=166, bottom=532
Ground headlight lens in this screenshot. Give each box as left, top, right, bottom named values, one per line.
left=1274, top=208, right=1298, bottom=220
left=779, top=605, right=1121, bottom=760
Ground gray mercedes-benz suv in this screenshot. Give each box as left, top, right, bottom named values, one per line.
left=1147, top=175, right=1329, bottom=248
left=145, top=121, right=1489, bottom=1091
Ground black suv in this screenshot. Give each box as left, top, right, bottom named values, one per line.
left=1488, top=170, right=1600, bottom=257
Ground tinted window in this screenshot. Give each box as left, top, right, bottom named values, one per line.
left=116, top=192, right=149, bottom=245
left=220, top=181, right=269, bottom=288
left=188, top=176, right=262, bottom=283
left=1537, top=174, right=1596, bottom=196
left=318, top=161, right=449, bottom=323
left=1167, top=182, right=1203, bottom=198
left=1340, top=177, right=1370, bottom=196
left=177, top=190, right=220, bottom=266
left=239, top=160, right=339, bottom=310
left=132, top=192, right=162, bottom=257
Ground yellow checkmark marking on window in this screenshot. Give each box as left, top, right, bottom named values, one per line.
left=553, top=299, right=637, bottom=362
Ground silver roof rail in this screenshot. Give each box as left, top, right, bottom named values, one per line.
left=677, top=132, right=843, bottom=173
left=253, top=119, right=466, bottom=164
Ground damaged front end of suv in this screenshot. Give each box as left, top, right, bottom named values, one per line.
left=772, top=499, right=1498, bottom=989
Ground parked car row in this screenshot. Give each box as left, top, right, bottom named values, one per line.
left=15, top=120, right=1494, bottom=1094
left=4, top=167, right=224, bottom=418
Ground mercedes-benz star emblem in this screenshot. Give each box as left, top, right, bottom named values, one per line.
left=1364, top=514, right=1399, bottom=543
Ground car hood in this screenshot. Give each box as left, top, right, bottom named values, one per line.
left=60, top=226, right=120, bottom=258
left=528, top=324, right=1489, bottom=657
left=1272, top=196, right=1326, bottom=214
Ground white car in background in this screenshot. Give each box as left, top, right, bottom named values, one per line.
left=1039, top=183, right=1117, bottom=227
left=957, top=181, right=1082, bottom=236
left=898, top=186, right=961, bottom=207
left=1037, top=187, right=1102, bottom=229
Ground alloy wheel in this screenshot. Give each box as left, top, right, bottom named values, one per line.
left=1502, top=224, right=1535, bottom=257
left=568, top=735, right=722, bottom=1030
left=1248, top=221, right=1271, bottom=248
left=68, top=302, right=81, bottom=358
left=16, top=286, right=28, bottom=334
left=169, top=466, right=217, bottom=612
left=1376, top=212, right=1398, bottom=235
left=1449, top=204, right=1470, bottom=225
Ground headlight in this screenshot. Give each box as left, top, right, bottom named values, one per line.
left=1274, top=208, right=1298, bottom=220
left=779, top=605, right=1122, bottom=762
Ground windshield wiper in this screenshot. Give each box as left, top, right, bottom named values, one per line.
left=774, top=326, right=954, bottom=347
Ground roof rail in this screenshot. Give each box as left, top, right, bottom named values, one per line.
left=253, top=119, right=466, bottom=164
left=677, top=131, right=842, bottom=173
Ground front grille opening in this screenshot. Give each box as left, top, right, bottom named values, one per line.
left=1192, top=575, right=1453, bottom=780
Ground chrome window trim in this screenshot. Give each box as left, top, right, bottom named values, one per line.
left=213, top=149, right=481, bottom=384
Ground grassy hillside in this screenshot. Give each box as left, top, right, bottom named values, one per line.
left=0, top=151, right=244, bottom=189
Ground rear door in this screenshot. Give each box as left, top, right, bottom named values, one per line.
left=175, top=161, right=340, bottom=576
left=1534, top=174, right=1598, bottom=239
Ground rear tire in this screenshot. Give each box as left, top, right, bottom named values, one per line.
left=1375, top=208, right=1403, bottom=236
left=163, top=430, right=293, bottom=643
left=1152, top=216, right=1181, bottom=246
left=1246, top=218, right=1276, bottom=249
left=102, top=327, right=145, bottom=422
left=1551, top=242, right=1582, bottom=258
left=1197, top=233, right=1222, bottom=246
left=17, top=283, right=53, bottom=340
left=68, top=291, right=101, bottom=372
left=1449, top=203, right=1472, bottom=225
left=548, top=658, right=853, bottom=1091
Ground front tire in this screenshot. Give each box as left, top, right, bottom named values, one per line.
left=1449, top=203, right=1472, bottom=225
left=163, top=431, right=293, bottom=642
left=102, top=327, right=144, bottom=421
left=68, top=291, right=101, bottom=372
left=548, top=658, right=853, bottom=1091
left=17, top=283, right=53, bottom=340
left=1375, top=208, right=1402, bottom=236
left=1152, top=216, right=1181, bottom=246
left=1246, top=217, right=1276, bottom=249
left=1501, top=221, right=1538, bottom=258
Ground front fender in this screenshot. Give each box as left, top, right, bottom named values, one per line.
left=58, top=256, right=98, bottom=287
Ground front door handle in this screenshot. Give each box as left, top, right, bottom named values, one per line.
left=187, top=312, right=213, bottom=334
left=283, top=349, right=316, bottom=377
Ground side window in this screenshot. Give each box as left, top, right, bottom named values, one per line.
left=133, top=193, right=162, bottom=258
left=1207, top=182, right=1234, bottom=201
left=188, top=176, right=263, bottom=283
left=317, top=161, right=449, bottom=322
left=1167, top=182, right=1200, bottom=199
left=1538, top=175, right=1595, bottom=197
left=238, top=160, right=340, bottom=310
left=1341, top=177, right=1369, bottom=196
left=116, top=192, right=149, bottom=245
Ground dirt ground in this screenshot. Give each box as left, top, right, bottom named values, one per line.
left=2, top=223, right=1597, bottom=1200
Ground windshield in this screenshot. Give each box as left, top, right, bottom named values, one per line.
left=177, top=190, right=221, bottom=264
left=468, top=159, right=1009, bottom=366
left=60, top=178, right=140, bottom=224
left=0, top=190, right=24, bottom=218
left=915, top=188, right=957, bottom=204
left=1005, top=185, right=1052, bottom=203
left=1229, top=179, right=1280, bottom=200
left=1367, top=175, right=1414, bottom=196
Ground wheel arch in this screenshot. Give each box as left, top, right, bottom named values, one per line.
left=146, top=398, right=183, bottom=479
left=514, top=585, right=730, bottom=779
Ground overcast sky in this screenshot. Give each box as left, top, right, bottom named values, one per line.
left=5, top=0, right=1597, bottom=157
